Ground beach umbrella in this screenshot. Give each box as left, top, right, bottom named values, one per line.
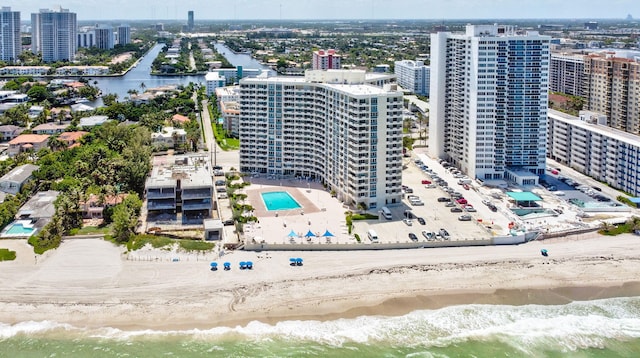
left=305, top=230, right=315, bottom=237
left=289, top=257, right=297, bottom=266
left=322, top=229, right=334, bottom=237
left=210, top=262, right=218, bottom=267
left=287, top=230, right=298, bottom=237
left=295, top=258, right=304, bottom=266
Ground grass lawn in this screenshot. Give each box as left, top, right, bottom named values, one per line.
left=72, top=225, right=112, bottom=235
left=0, top=248, right=17, bottom=261
left=179, top=240, right=215, bottom=252
left=128, top=235, right=174, bottom=251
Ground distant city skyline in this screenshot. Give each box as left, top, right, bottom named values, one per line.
left=0, top=1, right=635, bottom=21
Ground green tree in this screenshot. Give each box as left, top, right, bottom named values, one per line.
left=112, top=193, right=142, bottom=243
left=26, top=85, right=50, bottom=102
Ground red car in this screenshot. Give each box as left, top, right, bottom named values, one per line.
left=463, top=184, right=470, bottom=190
left=456, top=198, right=468, bottom=204
left=421, top=180, right=431, bottom=184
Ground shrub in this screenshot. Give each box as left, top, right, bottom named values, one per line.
left=0, top=248, right=16, bottom=261
left=354, top=233, right=361, bottom=242
left=179, top=240, right=215, bottom=252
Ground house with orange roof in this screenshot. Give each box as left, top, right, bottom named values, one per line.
left=80, top=193, right=127, bottom=219
left=7, top=134, right=49, bottom=157
left=58, top=131, right=88, bottom=149
left=171, top=114, right=190, bottom=125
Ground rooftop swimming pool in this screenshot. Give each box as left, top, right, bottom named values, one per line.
left=261, top=191, right=301, bottom=211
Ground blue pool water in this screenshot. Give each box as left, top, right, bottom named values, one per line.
left=261, top=191, right=301, bottom=211
left=5, top=223, right=36, bottom=236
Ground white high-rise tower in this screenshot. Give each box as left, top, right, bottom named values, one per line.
left=0, top=7, right=21, bottom=63
left=31, top=7, right=77, bottom=63
left=429, top=24, right=550, bottom=183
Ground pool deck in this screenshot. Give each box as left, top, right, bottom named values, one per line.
left=246, top=180, right=322, bottom=218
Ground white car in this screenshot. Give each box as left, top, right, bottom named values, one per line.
left=403, top=218, right=413, bottom=226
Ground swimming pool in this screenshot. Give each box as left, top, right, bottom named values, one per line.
left=261, top=191, right=301, bottom=211
left=511, top=208, right=558, bottom=220
left=2, top=221, right=37, bottom=237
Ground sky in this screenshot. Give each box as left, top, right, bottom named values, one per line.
left=1, top=0, right=636, bottom=21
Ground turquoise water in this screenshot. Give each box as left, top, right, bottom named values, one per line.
left=512, top=208, right=558, bottom=219
left=2, top=296, right=640, bottom=357
left=4, top=223, right=36, bottom=236
left=261, top=191, right=301, bottom=211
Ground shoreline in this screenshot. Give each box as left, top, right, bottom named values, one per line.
left=2, top=235, right=640, bottom=331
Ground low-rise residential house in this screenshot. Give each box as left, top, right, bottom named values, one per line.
left=58, top=131, right=88, bottom=149
left=171, top=114, right=190, bottom=125
left=219, top=101, right=240, bottom=137
left=0, top=190, right=59, bottom=238
left=29, top=106, right=45, bottom=118
left=79, top=115, right=109, bottom=128
left=7, top=134, right=49, bottom=156
left=0, top=125, right=25, bottom=142
left=31, top=122, right=70, bottom=135
left=55, top=66, right=110, bottom=76
left=80, top=193, right=127, bottom=219
left=151, top=127, right=186, bottom=150
left=0, top=164, right=39, bottom=195
left=0, top=66, right=51, bottom=76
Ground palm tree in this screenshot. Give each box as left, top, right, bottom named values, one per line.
left=139, top=82, right=146, bottom=92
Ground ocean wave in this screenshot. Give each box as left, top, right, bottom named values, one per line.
left=2, top=296, right=640, bottom=352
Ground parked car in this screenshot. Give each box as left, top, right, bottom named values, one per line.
left=456, top=198, right=468, bottom=204
left=218, top=193, right=228, bottom=199
left=404, top=187, right=414, bottom=193
left=421, top=180, right=431, bottom=184
left=408, top=233, right=418, bottom=241
left=488, top=204, right=498, bottom=212
left=403, top=218, right=413, bottom=226
left=450, top=207, right=463, bottom=213
left=458, top=214, right=472, bottom=221
left=223, top=219, right=235, bottom=226
left=464, top=206, right=477, bottom=212
left=425, top=184, right=437, bottom=189
left=417, top=217, right=426, bottom=225
left=445, top=201, right=456, bottom=207
left=437, top=197, right=451, bottom=202
left=439, top=228, right=450, bottom=238
left=411, top=200, right=425, bottom=206
left=422, top=231, right=435, bottom=240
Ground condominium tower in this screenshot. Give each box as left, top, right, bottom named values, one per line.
left=239, top=70, right=403, bottom=209
left=31, top=7, right=77, bottom=62
left=187, top=11, right=194, bottom=32
left=584, top=54, right=640, bottom=134
left=550, top=53, right=585, bottom=96
left=429, top=24, right=550, bottom=183
left=94, top=24, right=114, bottom=50
left=0, top=7, right=21, bottom=63
left=312, top=49, right=341, bottom=70
left=117, top=25, right=131, bottom=45
left=394, top=59, right=431, bottom=96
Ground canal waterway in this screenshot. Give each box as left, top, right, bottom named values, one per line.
left=90, top=42, right=269, bottom=100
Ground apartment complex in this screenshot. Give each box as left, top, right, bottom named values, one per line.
left=145, top=156, right=213, bottom=219
left=312, top=49, right=341, bottom=70
left=394, top=60, right=431, bottom=96
left=548, top=109, right=640, bottom=196
left=550, top=53, right=585, bottom=96
left=429, top=24, right=550, bottom=184
left=117, top=25, right=131, bottom=45
left=31, top=7, right=77, bottom=62
left=238, top=70, right=404, bottom=209
left=583, top=54, right=640, bottom=134
left=0, top=7, right=21, bottom=63
left=94, top=25, right=114, bottom=50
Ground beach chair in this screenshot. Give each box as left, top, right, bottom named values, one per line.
left=223, top=262, right=231, bottom=271
left=289, top=257, right=297, bottom=266
left=239, top=261, right=247, bottom=270
left=296, top=258, right=304, bottom=266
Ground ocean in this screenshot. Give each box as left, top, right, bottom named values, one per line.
left=2, top=296, right=639, bottom=357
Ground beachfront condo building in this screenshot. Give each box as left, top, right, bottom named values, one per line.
left=0, top=7, right=21, bottom=63
left=239, top=70, right=403, bottom=209
left=584, top=54, right=640, bottom=135
left=187, top=11, right=194, bottom=32
left=547, top=109, right=640, bottom=197
left=312, top=49, right=341, bottom=70
left=429, top=24, right=550, bottom=184
left=394, top=60, right=431, bottom=96
left=31, top=7, right=77, bottom=63
left=550, top=53, right=585, bottom=96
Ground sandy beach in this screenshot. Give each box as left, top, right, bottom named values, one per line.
left=1, top=234, right=640, bottom=330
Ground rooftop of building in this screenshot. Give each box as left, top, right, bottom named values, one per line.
left=8, top=134, right=49, bottom=145
left=549, top=109, right=640, bottom=146
left=215, top=86, right=240, bottom=97
left=58, top=131, right=88, bottom=142
left=32, top=122, right=70, bottom=131
left=0, top=164, right=39, bottom=184
left=171, top=114, right=190, bottom=123
left=146, top=155, right=212, bottom=189
left=79, top=115, right=109, bottom=127
left=17, top=190, right=59, bottom=220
